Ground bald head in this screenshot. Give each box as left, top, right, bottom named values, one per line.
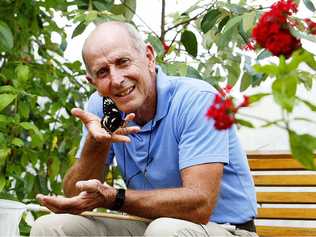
left=82, top=21, right=146, bottom=74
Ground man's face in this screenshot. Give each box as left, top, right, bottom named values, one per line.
left=84, top=27, right=155, bottom=114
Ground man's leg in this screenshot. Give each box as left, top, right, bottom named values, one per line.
left=144, top=218, right=258, bottom=237
left=144, top=218, right=232, bottom=237
left=30, top=213, right=148, bottom=236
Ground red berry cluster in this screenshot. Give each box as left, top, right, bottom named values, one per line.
left=252, top=0, right=301, bottom=58
left=206, top=85, right=250, bottom=130
left=304, top=19, right=316, bottom=35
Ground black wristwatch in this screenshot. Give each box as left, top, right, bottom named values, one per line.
left=111, top=188, right=126, bottom=211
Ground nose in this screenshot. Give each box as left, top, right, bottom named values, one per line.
left=110, top=67, right=125, bottom=87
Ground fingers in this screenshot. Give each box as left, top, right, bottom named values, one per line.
left=36, top=194, right=74, bottom=213
left=76, top=179, right=101, bottom=193
left=71, top=108, right=100, bottom=124
left=124, top=113, right=136, bottom=123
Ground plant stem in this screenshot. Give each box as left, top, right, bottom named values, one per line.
left=160, top=0, right=166, bottom=42
left=237, top=111, right=287, bottom=130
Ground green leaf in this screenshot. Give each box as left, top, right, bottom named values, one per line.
left=93, top=0, right=113, bottom=11
left=0, top=94, right=16, bottom=112
left=0, top=115, right=9, bottom=124
left=272, top=75, right=298, bottom=112
left=0, top=20, right=14, bottom=52
left=298, top=97, right=316, bottom=111
left=226, top=64, right=240, bottom=87
left=253, top=64, right=279, bottom=76
left=303, top=0, right=315, bottom=11
left=146, top=34, right=164, bottom=57
left=240, top=72, right=251, bottom=92
left=12, top=138, right=24, bottom=147
left=289, top=27, right=316, bottom=43
left=289, top=131, right=316, bottom=170
left=19, top=100, right=30, bottom=118
left=72, top=22, right=87, bottom=39
left=16, top=64, right=30, bottom=82
left=256, top=50, right=272, bottom=61
left=20, top=122, right=38, bottom=131
left=0, top=85, right=18, bottom=94
left=236, top=119, right=254, bottom=128
left=217, top=15, right=230, bottom=34
left=186, top=66, right=202, bottom=79
left=181, top=30, right=198, bottom=57
left=0, top=176, right=5, bottom=192
left=261, top=119, right=283, bottom=128
left=49, top=157, right=60, bottom=178
left=24, top=172, right=35, bottom=194
left=249, top=93, right=270, bottom=104
left=242, top=11, right=256, bottom=32
left=122, top=0, right=136, bottom=21
left=161, top=62, right=188, bottom=77
left=222, top=15, right=243, bottom=34
left=0, top=148, right=11, bottom=167
left=31, top=133, right=44, bottom=148
left=201, top=9, right=222, bottom=33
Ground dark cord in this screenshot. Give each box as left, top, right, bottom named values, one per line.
left=123, top=118, right=155, bottom=189
left=199, top=224, right=210, bottom=237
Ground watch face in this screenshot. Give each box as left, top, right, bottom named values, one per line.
left=101, top=97, right=124, bottom=133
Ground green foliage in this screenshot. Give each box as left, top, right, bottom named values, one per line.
left=180, top=30, right=198, bottom=57
left=303, top=0, right=316, bottom=12
left=0, top=0, right=316, bottom=234
left=289, top=131, right=316, bottom=170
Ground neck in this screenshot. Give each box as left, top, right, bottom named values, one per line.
left=134, top=80, right=157, bottom=126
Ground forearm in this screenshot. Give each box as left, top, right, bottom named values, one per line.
left=121, top=187, right=214, bottom=224
left=63, top=134, right=111, bottom=197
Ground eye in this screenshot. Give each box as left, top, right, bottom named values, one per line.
left=96, top=67, right=109, bottom=78
left=117, top=57, right=130, bottom=66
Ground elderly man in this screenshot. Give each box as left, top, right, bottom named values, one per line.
left=31, top=21, right=257, bottom=236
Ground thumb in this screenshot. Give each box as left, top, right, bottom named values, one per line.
left=71, top=108, right=100, bottom=125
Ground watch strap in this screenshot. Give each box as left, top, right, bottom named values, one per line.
left=111, top=188, right=126, bottom=211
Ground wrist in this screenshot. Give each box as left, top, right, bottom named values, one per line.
left=87, top=133, right=111, bottom=146
left=110, top=188, right=126, bottom=211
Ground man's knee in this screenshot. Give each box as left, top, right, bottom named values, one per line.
left=30, top=214, right=62, bottom=236
left=30, top=213, right=97, bottom=236
left=144, top=217, right=175, bottom=236
left=144, top=217, right=208, bottom=237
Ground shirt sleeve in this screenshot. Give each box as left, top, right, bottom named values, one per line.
left=178, top=91, right=229, bottom=170
left=75, top=92, right=114, bottom=165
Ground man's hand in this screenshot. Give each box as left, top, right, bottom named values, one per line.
left=71, top=108, right=140, bottom=143
left=37, top=179, right=116, bottom=214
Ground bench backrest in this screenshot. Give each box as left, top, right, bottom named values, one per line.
left=248, top=151, right=316, bottom=236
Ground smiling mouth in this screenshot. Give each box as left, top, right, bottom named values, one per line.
left=115, top=86, right=135, bottom=97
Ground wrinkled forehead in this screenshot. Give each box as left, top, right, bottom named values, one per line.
left=83, top=25, right=134, bottom=56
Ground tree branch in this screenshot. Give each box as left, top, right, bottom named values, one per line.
left=165, top=4, right=212, bottom=33
left=160, top=0, right=166, bottom=42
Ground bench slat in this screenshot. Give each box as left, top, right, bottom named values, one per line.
left=257, top=208, right=316, bottom=220
left=256, top=226, right=316, bottom=236
left=253, top=175, right=316, bottom=186
left=257, top=192, right=316, bottom=204
left=249, top=159, right=306, bottom=170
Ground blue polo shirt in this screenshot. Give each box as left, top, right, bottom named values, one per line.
left=76, top=67, right=257, bottom=224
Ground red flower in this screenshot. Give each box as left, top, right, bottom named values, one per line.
left=162, top=41, right=170, bottom=54
left=251, top=0, right=301, bottom=58
left=243, top=41, right=256, bottom=51
left=206, top=87, right=250, bottom=130
left=304, top=19, right=316, bottom=35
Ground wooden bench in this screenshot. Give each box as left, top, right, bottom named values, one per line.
left=248, top=151, right=316, bottom=236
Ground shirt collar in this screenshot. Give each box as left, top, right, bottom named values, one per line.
left=141, top=66, right=173, bottom=132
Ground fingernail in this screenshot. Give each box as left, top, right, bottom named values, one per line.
left=76, top=181, right=83, bottom=189
left=36, top=194, right=44, bottom=200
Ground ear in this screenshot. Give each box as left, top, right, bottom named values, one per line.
left=85, top=75, right=95, bottom=85
left=145, top=44, right=156, bottom=72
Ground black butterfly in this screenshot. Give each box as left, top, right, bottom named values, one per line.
left=101, top=97, right=124, bottom=133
